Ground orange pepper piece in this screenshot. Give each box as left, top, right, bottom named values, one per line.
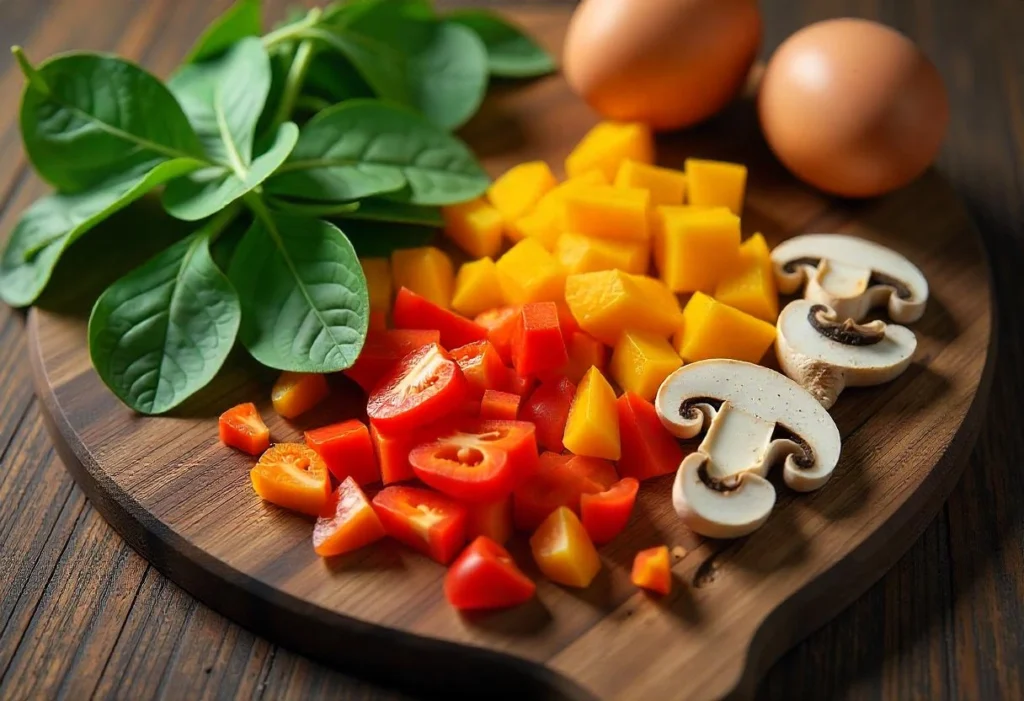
left=250, top=443, right=331, bottom=516
left=480, top=390, right=521, bottom=421
left=271, top=372, right=330, bottom=419
left=313, top=477, right=387, bottom=557
left=218, top=402, right=270, bottom=456
left=631, top=545, right=672, bottom=595
left=530, top=506, right=602, bottom=588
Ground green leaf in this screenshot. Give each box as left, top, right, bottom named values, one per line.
left=183, top=0, right=262, bottom=64
left=447, top=10, right=556, bottom=78
left=302, top=52, right=374, bottom=103
left=163, top=122, right=299, bottom=222
left=169, top=37, right=272, bottom=169
left=300, top=27, right=410, bottom=105
left=337, top=197, right=443, bottom=227
left=347, top=10, right=489, bottom=129
left=322, top=0, right=434, bottom=28
left=266, top=197, right=361, bottom=218
left=266, top=100, right=488, bottom=206
left=0, top=158, right=203, bottom=307
left=344, top=222, right=437, bottom=257
left=228, top=208, right=368, bottom=373
left=17, top=52, right=206, bottom=192
left=88, top=208, right=242, bottom=415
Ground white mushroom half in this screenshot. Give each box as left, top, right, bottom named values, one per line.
left=655, top=360, right=842, bottom=539
left=771, top=234, right=929, bottom=323
left=775, top=300, right=917, bottom=409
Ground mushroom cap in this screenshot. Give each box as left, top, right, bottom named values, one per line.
left=777, top=300, right=917, bottom=380
left=672, top=453, right=777, bottom=539
left=771, top=234, right=929, bottom=323
left=656, top=359, right=842, bottom=492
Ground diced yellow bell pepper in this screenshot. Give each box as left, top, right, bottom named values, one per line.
left=563, top=186, right=650, bottom=241
left=495, top=238, right=565, bottom=305
left=488, top=161, right=557, bottom=232
left=614, top=160, right=687, bottom=206
left=441, top=197, right=503, bottom=258
left=452, top=257, right=505, bottom=318
left=654, top=207, right=740, bottom=293
left=564, top=270, right=682, bottom=346
left=563, top=366, right=620, bottom=460
left=652, top=206, right=726, bottom=278
left=512, top=206, right=562, bottom=249
left=566, top=122, right=654, bottom=181
left=674, top=292, right=776, bottom=364
left=530, top=507, right=601, bottom=588
left=627, top=274, right=682, bottom=319
left=360, top=257, right=392, bottom=313
left=555, top=232, right=649, bottom=276
left=685, top=159, right=747, bottom=215
left=391, top=246, right=455, bottom=309
left=609, top=330, right=683, bottom=401
left=714, top=233, right=778, bottom=322
left=271, top=372, right=330, bottom=419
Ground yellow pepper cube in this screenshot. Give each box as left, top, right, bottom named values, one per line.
left=566, top=121, right=655, bottom=181
left=391, top=246, right=454, bottom=309
left=614, top=160, right=687, bottom=206
left=495, top=238, right=566, bottom=305
left=555, top=232, right=649, bottom=276
left=674, top=292, right=776, bottom=364
left=610, top=330, right=683, bottom=401
left=441, top=197, right=503, bottom=258
left=487, top=161, right=557, bottom=229
left=451, top=257, right=505, bottom=318
left=654, top=208, right=740, bottom=293
left=529, top=507, right=601, bottom=588
left=627, top=274, right=682, bottom=319
left=360, top=257, right=392, bottom=313
left=512, top=206, right=562, bottom=250
left=562, top=186, right=650, bottom=241
left=714, top=234, right=779, bottom=322
left=563, top=366, right=620, bottom=460
left=565, top=270, right=682, bottom=346
left=685, top=159, right=748, bottom=215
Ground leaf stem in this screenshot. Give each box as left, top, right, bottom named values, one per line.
left=262, top=7, right=322, bottom=50
left=265, top=195, right=360, bottom=218
left=272, top=37, right=317, bottom=128
left=201, top=200, right=244, bottom=244
left=11, top=47, right=50, bottom=95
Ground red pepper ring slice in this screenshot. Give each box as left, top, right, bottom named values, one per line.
left=410, top=419, right=538, bottom=502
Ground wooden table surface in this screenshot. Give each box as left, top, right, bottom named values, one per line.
left=0, top=0, right=1021, bottom=699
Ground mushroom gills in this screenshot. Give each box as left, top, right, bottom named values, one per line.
left=775, top=299, right=917, bottom=411
left=674, top=454, right=777, bottom=540
left=771, top=234, right=929, bottom=323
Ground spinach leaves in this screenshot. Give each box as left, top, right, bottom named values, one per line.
left=2, top=0, right=555, bottom=415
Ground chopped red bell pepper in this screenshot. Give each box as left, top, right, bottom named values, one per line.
left=519, top=376, right=576, bottom=452
left=505, top=370, right=535, bottom=398
left=409, top=419, right=538, bottom=502
left=393, top=287, right=487, bottom=349
left=344, top=328, right=440, bottom=393
left=313, top=477, right=387, bottom=557
left=511, top=302, right=568, bottom=378
left=580, top=477, right=639, bottom=544
left=219, top=402, right=270, bottom=456
left=465, top=496, right=513, bottom=545
left=554, top=301, right=581, bottom=341
left=564, top=331, right=608, bottom=385
left=306, top=419, right=381, bottom=486
left=367, top=343, right=469, bottom=434
left=372, top=485, right=468, bottom=564
left=368, top=309, right=388, bottom=331
left=479, top=389, right=521, bottom=421
left=511, top=452, right=616, bottom=531
left=370, top=421, right=416, bottom=484
left=450, top=340, right=508, bottom=398
left=631, top=545, right=672, bottom=595
left=617, top=392, right=685, bottom=481
left=474, top=305, right=520, bottom=364
left=444, top=536, right=536, bottom=610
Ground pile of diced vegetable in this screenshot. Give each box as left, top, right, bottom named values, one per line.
left=218, top=120, right=780, bottom=610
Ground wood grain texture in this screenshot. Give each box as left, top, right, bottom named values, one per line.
left=0, top=1, right=1022, bottom=700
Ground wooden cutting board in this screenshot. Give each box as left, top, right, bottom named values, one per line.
left=24, top=9, right=994, bottom=701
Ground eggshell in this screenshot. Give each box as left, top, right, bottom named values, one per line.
left=563, top=0, right=762, bottom=131
left=759, top=18, right=949, bottom=198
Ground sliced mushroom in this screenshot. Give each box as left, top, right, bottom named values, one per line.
left=776, top=300, right=917, bottom=409
left=771, top=234, right=928, bottom=323
left=655, top=360, right=842, bottom=539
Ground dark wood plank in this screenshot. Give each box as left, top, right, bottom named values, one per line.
left=0, top=1, right=1021, bottom=700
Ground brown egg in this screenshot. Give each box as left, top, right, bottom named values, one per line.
left=759, top=18, right=949, bottom=198
left=563, top=0, right=762, bottom=131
